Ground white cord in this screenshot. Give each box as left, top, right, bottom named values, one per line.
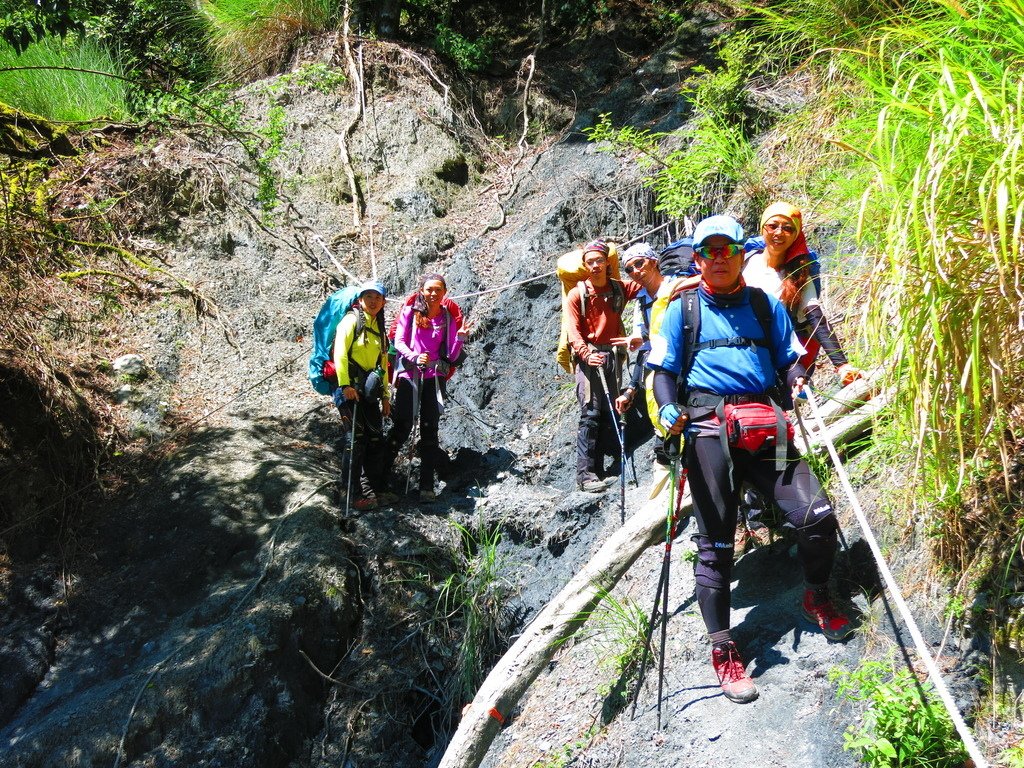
left=803, top=384, right=989, bottom=768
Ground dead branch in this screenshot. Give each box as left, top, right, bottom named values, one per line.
left=337, top=2, right=364, bottom=228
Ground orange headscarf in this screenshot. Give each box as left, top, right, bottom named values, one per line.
left=760, top=202, right=813, bottom=309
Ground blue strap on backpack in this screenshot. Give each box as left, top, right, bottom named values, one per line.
left=308, top=286, right=361, bottom=395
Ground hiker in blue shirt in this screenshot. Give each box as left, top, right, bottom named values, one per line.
left=647, top=214, right=852, bottom=705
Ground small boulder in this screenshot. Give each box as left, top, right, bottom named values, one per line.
left=112, top=354, right=148, bottom=381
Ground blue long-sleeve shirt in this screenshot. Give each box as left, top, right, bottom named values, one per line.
left=646, top=286, right=799, bottom=395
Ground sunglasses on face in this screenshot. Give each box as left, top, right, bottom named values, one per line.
left=763, top=222, right=797, bottom=234
left=695, top=243, right=744, bottom=260
left=623, top=258, right=646, bottom=275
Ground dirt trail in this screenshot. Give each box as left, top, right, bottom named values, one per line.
left=478, top=474, right=867, bottom=768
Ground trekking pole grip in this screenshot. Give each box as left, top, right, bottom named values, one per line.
left=663, top=434, right=682, bottom=460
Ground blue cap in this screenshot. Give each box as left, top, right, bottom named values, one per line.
left=692, top=215, right=744, bottom=247
left=358, top=280, right=387, bottom=298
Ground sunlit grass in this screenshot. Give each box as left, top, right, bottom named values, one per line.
left=0, top=36, right=128, bottom=122
left=844, top=0, right=1024, bottom=511
left=745, top=0, right=1024, bottom=520
left=200, top=0, right=340, bottom=79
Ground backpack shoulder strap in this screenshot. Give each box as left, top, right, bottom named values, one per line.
left=610, top=279, right=626, bottom=316
left=351, top=307, right=365, bottom=339
left=438, top=306, right=452, bottom=363
left=747, top=286, right=774, bottom=348
left=576, top=280, right=587, bottom=319
left=679, top=288, right=701, bottom=393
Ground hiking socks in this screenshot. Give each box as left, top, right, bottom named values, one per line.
left=709, top=629, right=733, bottom=649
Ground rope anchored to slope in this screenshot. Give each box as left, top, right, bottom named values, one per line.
left=803, top=384, right=989, bottom=768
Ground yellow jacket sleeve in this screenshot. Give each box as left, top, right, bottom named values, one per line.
left=333, top=313, right=358, bottom=388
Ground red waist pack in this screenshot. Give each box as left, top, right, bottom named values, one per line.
left=723, top=402, right=794, bottom=454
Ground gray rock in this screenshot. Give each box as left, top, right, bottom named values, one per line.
left=112, top=354, right=147, bottom=379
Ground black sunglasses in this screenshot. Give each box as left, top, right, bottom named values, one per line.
left=624, top=258, right=646, bottom=275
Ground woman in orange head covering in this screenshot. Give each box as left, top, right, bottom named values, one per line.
left=742, top=202, right=862, bottom=386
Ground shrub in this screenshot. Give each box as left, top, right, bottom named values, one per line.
left=584, top=31, right=759, bottom=219
left=434, top=24, right=492, bottom=73
left=830, top=658, right=968, bottom=767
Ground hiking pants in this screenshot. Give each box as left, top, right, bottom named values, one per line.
left=387, top=376, right=442, bottom=492
left=574, top=353, right=621, bottom=483
left=686, top=436, right=838, bottom=634
left=337, top=396, right=388, bottom=499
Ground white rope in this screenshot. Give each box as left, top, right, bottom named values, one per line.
left=803, top=384, right=989, bottom=768
left=449, top=269, right=557, bottom=301
left=448, top=221, right=674, bottom=302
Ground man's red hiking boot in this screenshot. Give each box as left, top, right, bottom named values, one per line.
left=802, top=587, right=854, bottom=641
left=711, top=641, right=758, bottom=704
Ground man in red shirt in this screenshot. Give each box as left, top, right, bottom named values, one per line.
left=566, top=240, right=643, bottom=492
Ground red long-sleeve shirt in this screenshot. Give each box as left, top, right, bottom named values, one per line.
left=566, top=278, right=642, bottom=361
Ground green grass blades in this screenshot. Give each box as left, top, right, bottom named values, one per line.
left=844, top=0, right=1024, bottom=509
left=437, top=517, right=515, bottom=709
left=0, top=35, right=128, bottom=122
left=200, top=0, right=340, bottom=79
left=589, top=586, right=649, bottom=697
left=830, top=658, right=969, bottom=767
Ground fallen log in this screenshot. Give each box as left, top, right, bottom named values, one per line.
left=438, top=384, right=891, bottom=768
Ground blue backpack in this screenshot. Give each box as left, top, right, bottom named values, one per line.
left=308, top=286, right=361, bottom=395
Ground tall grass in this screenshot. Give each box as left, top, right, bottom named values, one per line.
left=200, top=0, right=341, bottom=79
left=744, top=0, right=1024, bottom=546
left=437, top=519, right=514, bottom=709
left=844, top=0, right=1024, bottom=513
left=0, top=36, right=128, bottom=122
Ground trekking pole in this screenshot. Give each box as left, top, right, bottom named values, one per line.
left=793, top=394, right=815, bottom=456
left=657, top=436, right=687, bottom=729
left=597, top=364, right=627, bottom=524
left=344, top=399, right=358, bottom=516
left=629, top=442, right=674, bottom=721
left=629, top=435, right=687, bottom=727
left=404, top=367, right=423, bottom=495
